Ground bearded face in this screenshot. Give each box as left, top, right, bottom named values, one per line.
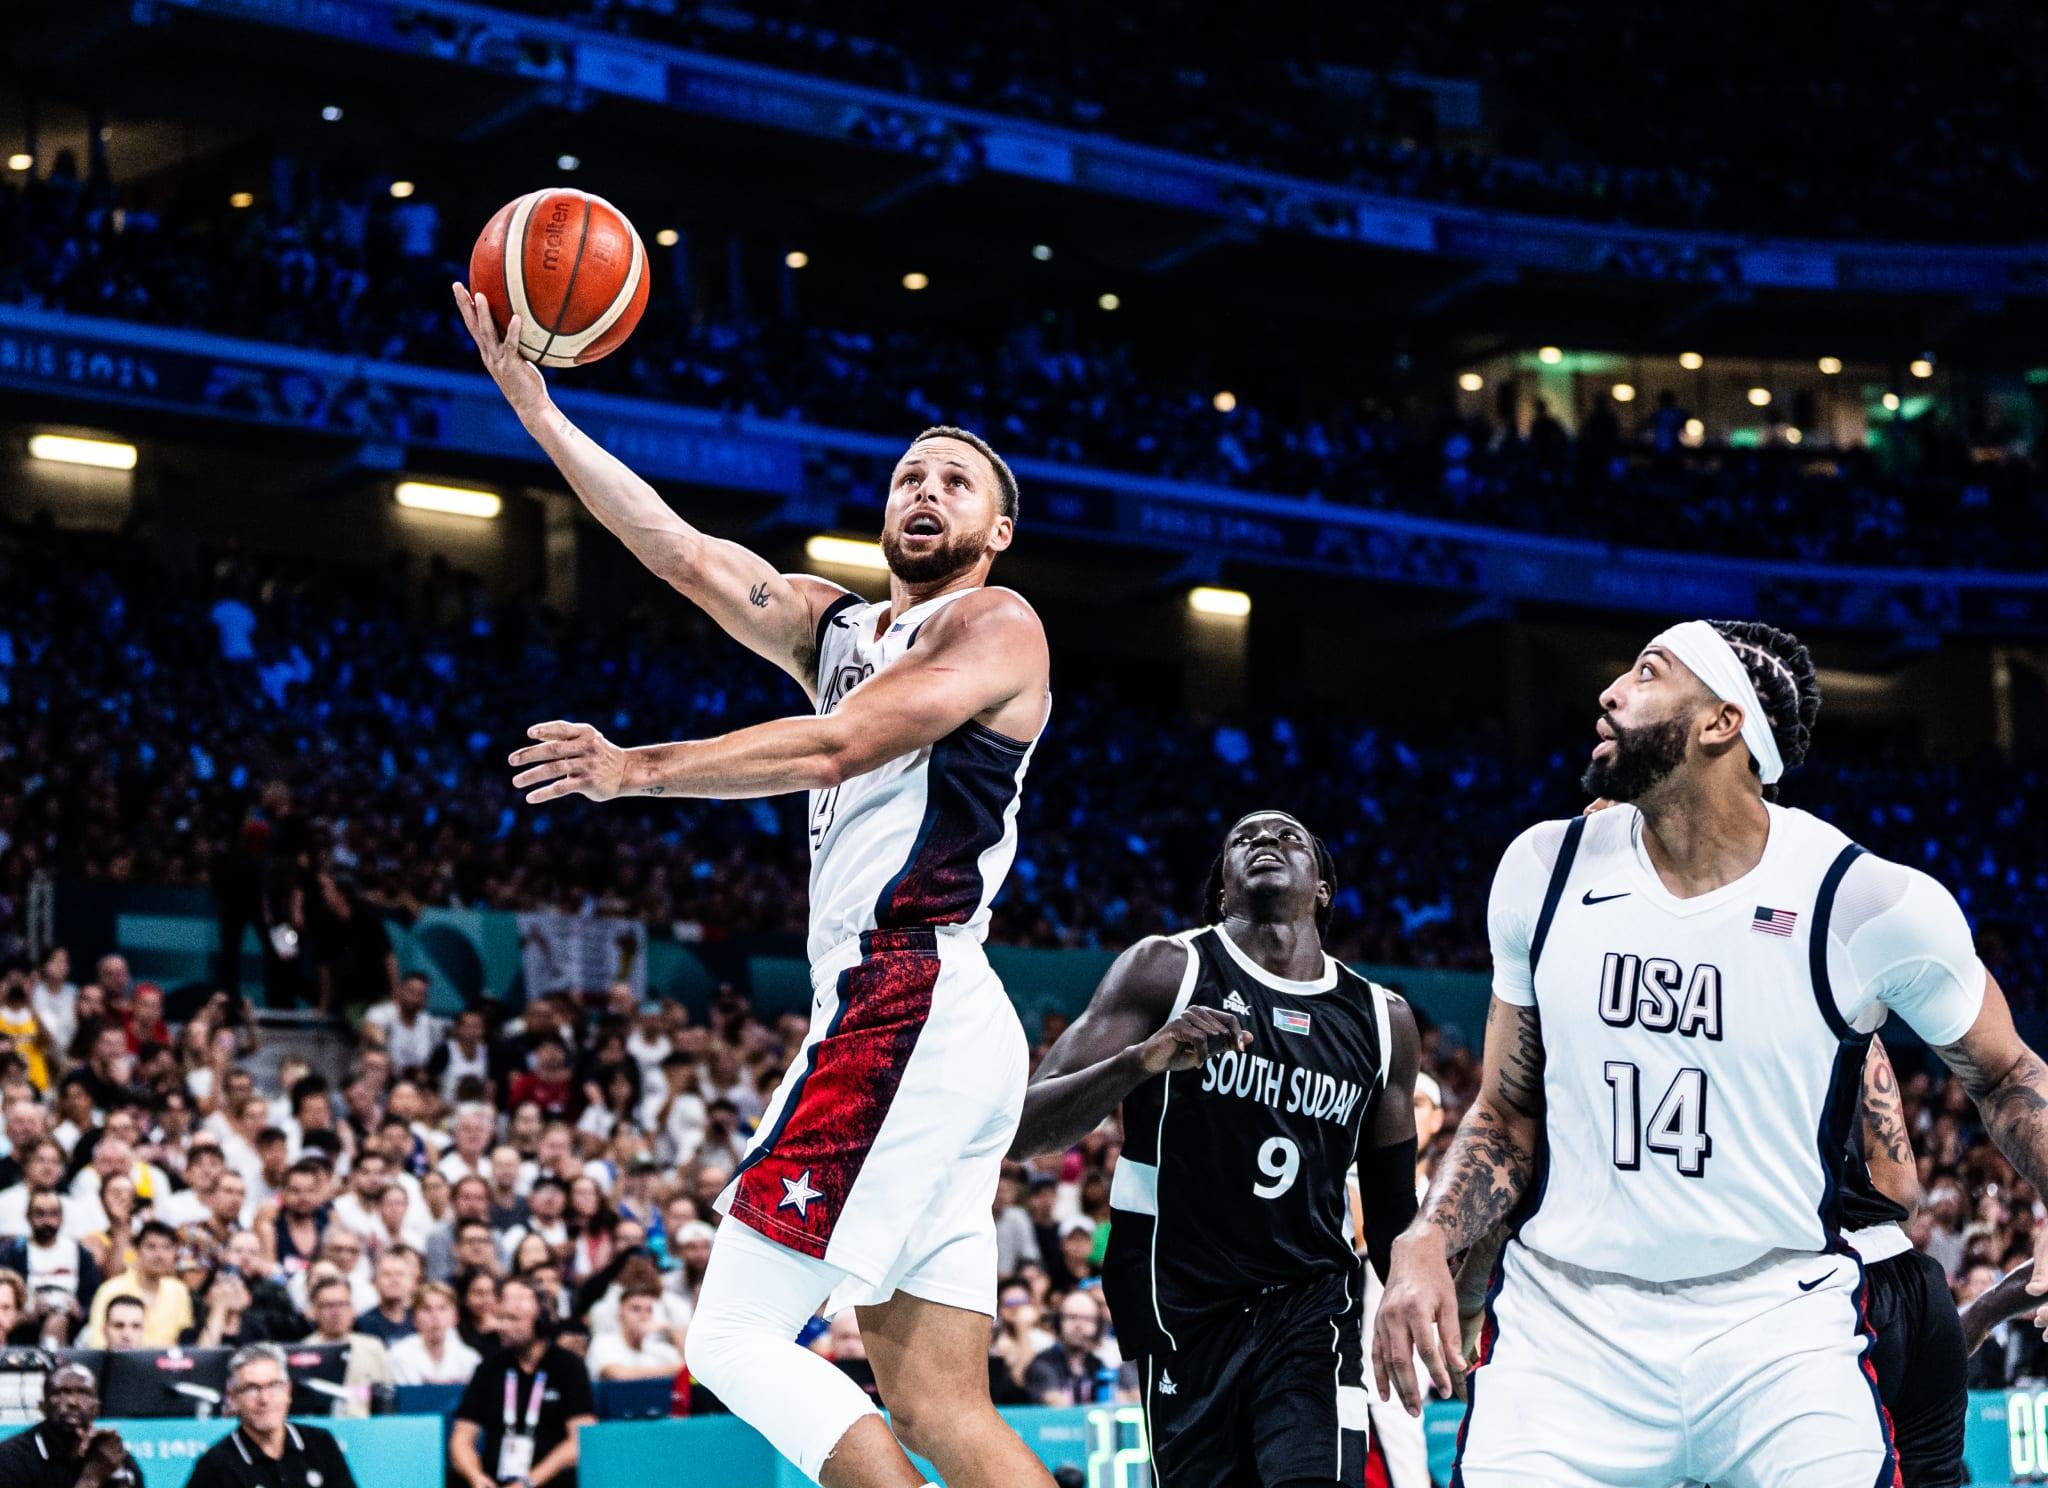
left=881, top=515, right=993, bottom=583
left=1581, top=711, right=1693, bottom=802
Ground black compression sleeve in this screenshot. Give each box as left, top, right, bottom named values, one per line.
left=1358, top=1136, right=1420, bottom=1283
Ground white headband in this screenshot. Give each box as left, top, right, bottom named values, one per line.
left=1648, top=621, right=1786, bottom=785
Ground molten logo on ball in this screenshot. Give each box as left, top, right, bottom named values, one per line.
left=468, top=188, right=650, bottom=368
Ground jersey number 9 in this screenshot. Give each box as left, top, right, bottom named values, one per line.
left=1253, top=1136, right=1300, bottom=1199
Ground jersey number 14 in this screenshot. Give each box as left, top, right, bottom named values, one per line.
left=1603, top=1063, right=1713, bottom=1177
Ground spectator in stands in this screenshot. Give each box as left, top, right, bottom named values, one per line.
left=329, top=1150, right=397, bottom=1238
left=390, top=1280, right=483, bottom=1386
left=509, top=1042, right=577, bottom=1121
left=187, top=1343, right=359, bottom=1488
left=259, top=1158, right=332, bottom=1279
left=427, top=1178, right=491, bottom=1282
left=29, top=949, right=79, bottom=1062
left=585, top=1283, right=683, bottom=1381
left=101, top=1294, right=147, bottom=1350
left=429, top=1011, right=494, bottom=1104
left=0, top=1138, right=71, bottom=1236
left=456, top=1268, right=502, bottom=1356
left=1026, top=1292, right=1118, bottom=1406
left=85, top=1219, right=193, bottom=1346
left=362, top=974, right=442, bottom=1073
left=1056, top=1215, right=1099, bottom=1286
left=220, top=1229, right=308, bottom=1341
left=502, top=1177, right=571, bottom=1266
left=190, top=1265, right=268, bottom=1348
left=0, top=1360, right=139, bottom=1488
left=302, top=1274, right=393, bottom=1416
left=451, top=1274, right=596, bottom=1488
left=356, top=1247, right=423, bottom=1345
left=990, top=1283, right=1051, bottom=1405
left=993, top=1166, right=1040, bottom=1277
left=3, top=1189, right=101, bottom=1345
left=0, top=962, right=54, bottom=1093
left=438, top=1104, right=495, bottom=1187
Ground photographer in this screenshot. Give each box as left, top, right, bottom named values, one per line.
left=0, top=1362, right=139, bottom=1488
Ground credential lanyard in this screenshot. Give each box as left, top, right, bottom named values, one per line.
left=502, top=1370, right=547, bottom=1435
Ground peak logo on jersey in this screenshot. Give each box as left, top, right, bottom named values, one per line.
left=1157, top=1371, right=1178, bottom=1396
left=1752, top=906, right=1799, bottom=937
left=1273, top=1008, right=1312, bottom=1036
left=1223, top=991, right=1253, bottom=1019
left=1200, top=1049, right=1362, bottom=1125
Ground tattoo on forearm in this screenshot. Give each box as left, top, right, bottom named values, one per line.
left=1864, top=1053, right=1912, bottom=1166
left=1423, top=1105, right=1538, bottom=1256
left=643, top=785, right=666, bottom=796
left=748, top=582, right=770, bottom=608
left=1943, top=1038, right=2048, bottom=1197
left=1493, top=1003, right=1547, bottom=1121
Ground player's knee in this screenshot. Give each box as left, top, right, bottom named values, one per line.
left=885, top=1387, right=996, bottom=1464
left=681, top=1291, right=754, bottom=1397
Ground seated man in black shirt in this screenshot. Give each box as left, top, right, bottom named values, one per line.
left=185, top=1344, right=359, bottom=1488
left=1025, top=1292, right=1116, bottom=1407
left=0, top=1362, right=139, bottom=1488
left=451, top=1274, right=597, bottom=1488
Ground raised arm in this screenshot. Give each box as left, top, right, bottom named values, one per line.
left=1008, top=937, right=1246, bottom=1160
left=507, top=585, right=1049, bottom=805
left=454, top=284, right=845, bottom=691
left=1858, top=1035, right=1918, bottom=1218
left=1355, top=994, right=1422, bottom=1283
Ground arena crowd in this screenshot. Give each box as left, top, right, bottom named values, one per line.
left=4, top=156, right=2045, bottom=572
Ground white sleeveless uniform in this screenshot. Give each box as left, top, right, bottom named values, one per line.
left=1456, top=802, right=1984, bottom=1488
left=717, top=589, right=1041, bottom=1314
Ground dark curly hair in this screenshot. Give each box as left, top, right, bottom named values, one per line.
left=1707, top=619, right=1822, bottom=800
left=1199, top=817, right=1339, bottom=939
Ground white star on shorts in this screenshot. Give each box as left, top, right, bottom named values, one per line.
left=780, top=1170, right=823, bottom=1217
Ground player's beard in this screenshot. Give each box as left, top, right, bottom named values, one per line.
left=1580, top=713, right=1691, bottom=802
left=882, top=521, right=988, bottom=583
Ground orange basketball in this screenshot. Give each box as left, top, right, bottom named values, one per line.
left=469, top=189, right=650, bottom=367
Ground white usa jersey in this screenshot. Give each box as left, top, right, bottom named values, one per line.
left=804, top=589, right=1043, bottom=963
left=1488, top=802, right=1985, bottom=1282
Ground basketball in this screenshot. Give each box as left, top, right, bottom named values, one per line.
left=468, top=188, right=650, bottom=367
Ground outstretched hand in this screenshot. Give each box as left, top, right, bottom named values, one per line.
left=451, top=282, right=549, bottom=420
left=509, top=721, right=629, bottom=804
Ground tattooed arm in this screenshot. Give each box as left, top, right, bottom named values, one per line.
left=453, top=282, right=846, bottom=694
left=1931, top=971, right=2048, bottom=1327
left=1371, top=996, right=1546, bottom=1416
left=1858, top=1035, right=1918, bottom=1218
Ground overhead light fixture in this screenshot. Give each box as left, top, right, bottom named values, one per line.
left=1610, top=383, right=1636, bottom=403
left=1212, top=390, right=1237, bottom=412
left=28, top=434, right=137, bottom=470
left=1457, top=372, right=1484, bottom=392
left=1683, top=418, right=1705, bottom=439
left=1881, top=392, right=1901, bottom=411
left=6, top=153, right=30, bottom=172
left=785, top=250, right=809, bottom=269
left=1909, top=358, right=1934, bottom=379
left=389, top=180, right=416, bottom=199
left=556, top=154, right=580, bottom=171
left=1031, top=244, right=1053, bottom=261
left=1746, top=386, right=1771, bottom=407
left=1097, top=292, right=1121, bottom=311
left=1678, top=351, right=1704, bottom=371
left=901, top=271, right=928, bottom=291
left=1188, top=586, right=1251, bottom=618
left=655, top=228, right=679, bottom=247
left=229, top=192, right=254, bottom=209
left=805, top=535, right=889, bottom=572
left=395, top=481, right=500, bottom=519
left=1817, top=356, right=1842, bottom=375
left=1537, top=346, right=1562, bottom=364
left=321, top=105, right=344, bottom=122
left=1785, top=426, right=1804, bottom=445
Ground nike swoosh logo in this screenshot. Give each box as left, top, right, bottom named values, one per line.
left=1797, top=1270, right=1837, bottom=1292
left=1582, top=891, right=1630, bottom=905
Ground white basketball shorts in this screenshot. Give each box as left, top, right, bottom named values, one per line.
left=716, top=925, right=1028, bottom=1317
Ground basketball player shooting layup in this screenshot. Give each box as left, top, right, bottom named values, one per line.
left=456, top=285, right=1056, bottom=1488
left=1376, top=617, right=2048, bottom=1488
left=1012, top=811, right=1420, bottom=1488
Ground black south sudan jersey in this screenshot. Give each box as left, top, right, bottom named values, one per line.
left=1102, top=924, right=1392, bottom=1354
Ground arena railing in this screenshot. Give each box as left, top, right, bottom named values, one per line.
left=144, top=0, right=2048, bottom=295
left=7, top=303, right=2048, bottom=636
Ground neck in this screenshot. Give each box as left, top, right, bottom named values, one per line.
left=1634, top=775, right=1771, bottom=897
left=519, top=1338, right=548, bottom=1368
left=246, top=1422, right=287, bottom=1456
left=1221, top=914, right=1324, bottom=980
left=885, top=564, right=984, bottom=618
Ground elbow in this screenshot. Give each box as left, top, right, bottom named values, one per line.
left=805, top=726, right=866, bottom=790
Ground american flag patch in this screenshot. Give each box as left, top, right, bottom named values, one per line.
left=1273, top=1008, right=1312, bottom=1036
left=1752, top=906, right=1799, bottom=937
